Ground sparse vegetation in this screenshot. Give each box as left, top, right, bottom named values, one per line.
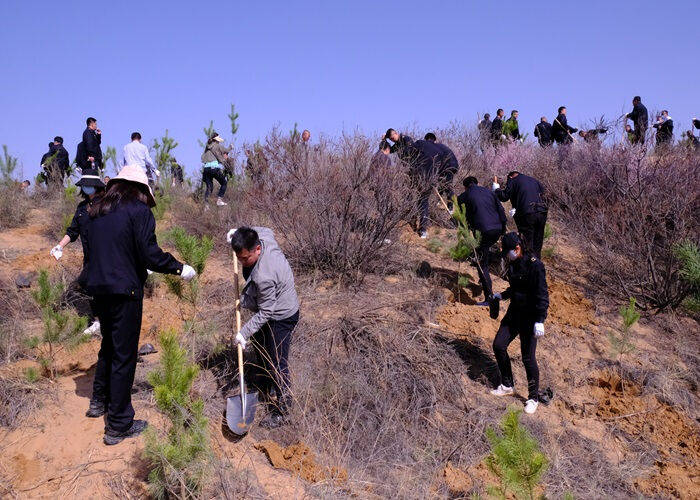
left=449, top=195, right=481, bottom=261
left=607, top=297, right=640, bottom=365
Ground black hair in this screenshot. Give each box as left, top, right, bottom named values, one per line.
left=558, top=106, right=566, bottom=114
left=633, top=95, right=641, bottom=103
left=53, top=136, right=63, bottom=144
left=511, top=109, right=518, bottom=116
left=385, top=128, right=396, bottom=138
left=89, top=181, right=148, bottom=218
left=230, top=226, right=261, bottom=253
left=661, top=110, right=668, bottom=115
left=463, top=176, right=478, bottom=188
left=23, top=179, right=31, bottom=185
left=379, top=140, right=390, bottom=151
left=86, top=117, right=96, bottom=126
left=496, top=108, right=504, bottom=115
left=424, top=132, right=437, bottom=142
left=507, top=170, right=520, bottom=178
left=484, top=113, right=491, bottom=119
left=131, top=132, right=141, bottom=141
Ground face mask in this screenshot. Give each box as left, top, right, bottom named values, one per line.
left=82, top=186, right=96, bottom=196
left=507, top=249, right=518, bottom=261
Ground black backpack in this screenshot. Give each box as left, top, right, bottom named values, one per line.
left=75, top=141, right=88, bottom=169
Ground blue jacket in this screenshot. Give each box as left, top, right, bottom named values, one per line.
left=435, top=143, right=458, bottom=174
left=457, top=185, right=506, bottom=234
left=413, top=139, right=442, bottom=176
left=495, top=173, right=547, bottom=216
left=85, top=200, right=183, bottom=298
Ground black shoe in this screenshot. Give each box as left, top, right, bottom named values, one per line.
left=103, top=419, right=148, bottom=445
left=85, top=399, right=106, bottom=418
left=260, top=412, right=288, bottom=429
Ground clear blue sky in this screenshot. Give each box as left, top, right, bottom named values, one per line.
left=1, top=1, right=698, bottom=179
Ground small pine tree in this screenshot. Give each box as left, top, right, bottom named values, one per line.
left=0, top=145, right=19, bottom=184
left=485, top=408, right=548, bottom=500
left=30, top=269, right=88, bottom=378
left=674, top=240, right=700, bottom=312
left=198, top=121, right=216, bottom=148
left=228, top=103, right=239, bottom=138
left=450, top=196, right=481, bottom=261
left=607, top=297, right=639, bottom=364
left=144, top=329, right=210, bottom=499
left=102, top=146, right=118, bottom=176
left=152, top=130, right=179, bottom=176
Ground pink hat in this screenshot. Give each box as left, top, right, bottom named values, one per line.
left=109, top=164, right=156, bottom=207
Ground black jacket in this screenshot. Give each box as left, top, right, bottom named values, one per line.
left=694, top=119, right=700, bottom=130
left=501, top=254, right=549, bottom=324
left=491, top=117, right=503, bottom=140
left=82, top=127, right=102, bottom=165
left=457, top=184, right=506, bottom=234
left=389, top=134, right=417, bottom=165
left=413, top=139, right=443, bottom=177
left=552, top=114, right=577, bottom=144
left=627, top=103, right=649, bottom=134
left=653, top=119, right=673, bottom=144
left=85, top=200, right=183, bottom=298
left=534, top=122, right=553, bottom=147
left=66, top=199, right=92, bottom=268
left=495, top=173, right=547, bottom=216
left=41, top=142, right=70, bottom=173
left=435, top=143, right=458, bottom=174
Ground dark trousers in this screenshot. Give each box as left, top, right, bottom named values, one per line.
left=250, top=311, right=299, bottom=413
left=515, top=211, right=547, bottom=259
left=418, top=188, right=431, bottom=232
left=438, top=170, right=456, bottom=209
left=493, top=320, right=539, bottom=400
left=92, top=295, right=143, bottom=433
left=475, top=229, right=502, bottom=298
left=202, top=167, right=227, bottom=200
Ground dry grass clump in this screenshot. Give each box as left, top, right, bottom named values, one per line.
left=0, top=376, right=43, bottom=429
left=0, top=184, right=31, bottom=230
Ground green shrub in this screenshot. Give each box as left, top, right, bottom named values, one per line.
left=485, top=408, right=548, bottom=500
left=144, top=329, right=210, bottom=499
left=426, top=238, right=443, bottom=254
left=607, top=297, right=640, bottom=364
left=457, top=274, right=472, bottom=288
left=24, top=366, right=40, bottom=383
left=30, top=269, right=88, bottom=378
left=450, top=196, right=481, bottom=261
left=543, top=223, right=553, bottom=241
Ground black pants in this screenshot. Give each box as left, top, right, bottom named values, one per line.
left=417, top=188, right=431, bottom=232
left=515, top=211, right=547, bottom=259
left=91, top=295, right=143, bottom=433
left=493, top=320, right=539, bottom=400
left=475, top=229, right=501, bottom=298
left=438, top=170, right=456, bottom=209
left=250, top=311, right=299, bottom=413
left=202, top=167, right=227, bottom=200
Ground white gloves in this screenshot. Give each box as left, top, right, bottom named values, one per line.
left=493, top=292, right=502, bottom=300
left=226, top=228, right=238, bottom=244
left=181, top=264, right=197, bottom=281
left=534, top=322, right=545, bottom=337
left=147, top=269, right=153, bottom=275
left=50, top=245, right=63, bottom=260
left=492, top=182, right=500, bottom=191
left=509, top=208, right=516, bottom=217
left=155, top=169, right=161, bottom=177
left=235, top=332, right=247, bottom=348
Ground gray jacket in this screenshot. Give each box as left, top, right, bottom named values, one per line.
left=201, top=141, right=231, bottom=164
left=239, top=227, right=299, bottom=338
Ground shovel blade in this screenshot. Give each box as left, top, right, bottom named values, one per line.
left=226, top=392, right=259, bottom=435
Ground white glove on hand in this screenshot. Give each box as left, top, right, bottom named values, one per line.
left=235, top=332, right=246, bottom=348
left=50, top=245, right=63, bottom=260
left=493, top=292, right=502, bottom=300
left=181, top=264, right=197, bottom=281
left=226, top=228, right=238, bottom=244
left=509, top=208, right=516, bottom=217
left=147, top=269, right=153, bottom=275
left=534, top=322, right=545, bottom=337
left=155, top=169, right=161, bottom=177
left=492, top=182, right=500, bottom=191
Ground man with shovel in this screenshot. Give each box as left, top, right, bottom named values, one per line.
left=227, top=226, right=300, bottom=429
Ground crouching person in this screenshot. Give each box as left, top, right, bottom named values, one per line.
left=228, top=226, right=299, bottom=429
left=85, top=165, right=197, bottom=445
left=489, top=232, right=549, bottom=414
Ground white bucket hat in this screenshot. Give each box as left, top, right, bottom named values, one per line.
left=109, top=164, right=156, bottom=207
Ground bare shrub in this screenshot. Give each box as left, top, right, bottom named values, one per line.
left=0, top=376, right=43, bottom=429
left=0, top=184, right=31, bottom=230
left=249, top=131, right=416, bottom=281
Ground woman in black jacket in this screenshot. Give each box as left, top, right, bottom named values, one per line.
left=50, top=168, right=105, bottom=336
left=84, top=164, right=197, bottom=445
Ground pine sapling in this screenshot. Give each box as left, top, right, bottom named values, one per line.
left=607, top=297, right=640, bottom=394
left=449, top=196, right=481, bottom=261
left=673, top=240, right=700, bottom=313
left=485, top=407, right=548, bottom=500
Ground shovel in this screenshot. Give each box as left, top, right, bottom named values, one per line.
left=226, top=252, right=258, bottom=435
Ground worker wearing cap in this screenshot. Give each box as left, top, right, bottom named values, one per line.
left=489, top=232, right=549, bottom=415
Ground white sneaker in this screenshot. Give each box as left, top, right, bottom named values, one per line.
left=524, top=399, right=539, bottom=414
left=83, top=321, right=101, bottom=337
left=490, top=384, right=514, bottom=396
left=419, top=230, right=428, bottom=239
left=216, top=198, right=227, bottom=206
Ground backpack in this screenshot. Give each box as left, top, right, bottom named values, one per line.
left=75, top=141, right=88, bottom=169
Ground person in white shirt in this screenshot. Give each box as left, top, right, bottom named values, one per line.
left=123, top=132, right=158, bottom=185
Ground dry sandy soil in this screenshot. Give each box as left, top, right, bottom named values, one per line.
left=0, top=210, right=698, bottom=498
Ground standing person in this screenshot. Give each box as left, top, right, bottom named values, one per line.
left=123, top=132, right=158, bottom=185
left=40, top=136, right=70, bottom=185
left=412, top=137, right=443, bottom=238
left=653, top=110, right=674, bottom=146
left=84, top=165, right=196, bottom=445
left=83, top=117, right=103, bottom=170
left=227, top=226, right=300, bottom=429
left=200, top=132, right=231, bottom=206
left=369, top=140, right=392, bottom=170
left=478, top=113, right=492, bottom=151
left=489, top=232, right=549, bottom=414
left=493, top=171, right=548, bottom=259
left=425, top=132, right=459, bottom=212
left=502, top=110, right=521, bottom=141
left=169, top=157, right=184, bottom=186
left=552, top=106, right=578, bottom=145
left=456, top=176, right=507, bottom=305
left=50, top=167, right=106, bottom=335
left=491, top=109, right=505, bottom=144
left=625, top=96, right=649, bottom=144
left=534, top=117, right=553, bottom=147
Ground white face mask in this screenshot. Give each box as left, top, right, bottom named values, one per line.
left=507, top=249, right=519, bottom=261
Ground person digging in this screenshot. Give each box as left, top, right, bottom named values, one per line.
left=489, top=232, right=549, bottom=414
left=227, top=226, right=300, bottom=429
